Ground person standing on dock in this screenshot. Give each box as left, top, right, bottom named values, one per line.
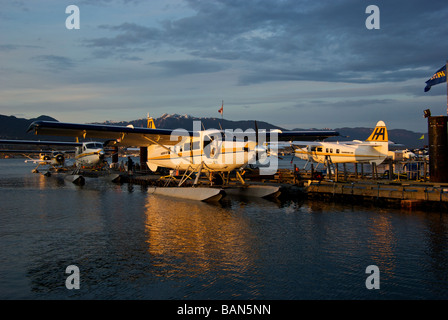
left=127, top=157, right=134, bottom=175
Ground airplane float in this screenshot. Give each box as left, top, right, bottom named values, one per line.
left=26, top=119, right=339, bottom=200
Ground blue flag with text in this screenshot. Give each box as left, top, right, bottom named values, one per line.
left=424, top=65, right=446, bottom=92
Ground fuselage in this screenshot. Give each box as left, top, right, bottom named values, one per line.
left=295, top=141, right=387, bottom=165
left=295, top=121, right=389, bottom=166
left=146, top=130, right=258, bottom=172
left=75, top=142, right=105, bottom=166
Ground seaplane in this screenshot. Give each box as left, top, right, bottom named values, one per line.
left=26, top=117, right=339, bottom=201
left=0, top=139, right=107, bottom=172
left=0, top=148, right=67, bottom=172
left=284, top=121, right=389, bottom=168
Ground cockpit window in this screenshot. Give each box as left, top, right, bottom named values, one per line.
left=85, top=142, right=103, bottom=149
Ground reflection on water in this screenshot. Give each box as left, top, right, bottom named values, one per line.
left=144, top=196, right=261, bottom=298
left=0, top=159, right=448, bottom=299
left=145, top=197, right=252, bottom=275
left=368, top=214, right=397, bottom=280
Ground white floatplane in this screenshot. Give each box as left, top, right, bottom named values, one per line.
left=0, top=139, right=107, bottom=171
left=281, top=121, right=389, bottom=168
left=27, top=118, right=339, bottom=200
left=1, top=149, right=67, bottom=172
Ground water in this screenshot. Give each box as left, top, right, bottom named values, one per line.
left=0, top=158, right=447, bottom=300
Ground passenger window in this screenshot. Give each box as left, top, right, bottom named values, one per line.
left=192, top=141, right=200, bottom=150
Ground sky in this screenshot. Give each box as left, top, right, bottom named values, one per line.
left=1, top=0, right=448, bottom=132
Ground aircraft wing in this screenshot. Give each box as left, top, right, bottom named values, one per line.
left=226, top=129, right=339, bottom=142
left=275, top=130, right=339, bottom=141
left=27, top=121, right=198, bottom=147
left=0, top=149, right=57, bottom=153
left=0, top=139, right=82, bottom=147
left=268, top=141, right=323, bottom=148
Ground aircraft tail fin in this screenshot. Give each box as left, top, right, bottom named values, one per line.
left=147, top=114, right=156, bottom=129
left=366, top=121, right=388, bottom=142
left=366, top=121, right=388, bottom=163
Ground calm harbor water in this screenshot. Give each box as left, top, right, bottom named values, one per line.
left=0, top=158, right=447, bottom=300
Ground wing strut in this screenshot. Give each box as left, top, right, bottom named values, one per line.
left=141, top=135, right=194, bottom=165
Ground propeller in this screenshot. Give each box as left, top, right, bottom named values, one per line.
left=255, top=120, right=259, bottom=162
left=55, top=153, right=65, bottom=164
left=255, top=120, right=258, bottom=146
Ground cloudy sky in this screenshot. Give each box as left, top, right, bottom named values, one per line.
left=1, top=0, right=447, bottom=132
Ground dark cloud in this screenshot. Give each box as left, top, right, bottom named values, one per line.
left=149, top=59, right=227, bottom=76
left=31, top=55, right=76, bottom=71
left=88, top=23, right=162, bottom=48
left=0, top=44, right=42, bottom=51
left=79, top=0, right=145, bottom=5
left=83, top=0, right=448, bottom=84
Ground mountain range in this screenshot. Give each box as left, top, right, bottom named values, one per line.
left=0, top=113, right=427, bottom=149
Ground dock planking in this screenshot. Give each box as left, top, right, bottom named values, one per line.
left=104, top=165, right=448, bottom=210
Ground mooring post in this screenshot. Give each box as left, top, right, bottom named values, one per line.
left=427, top=115, right=448, bottom=182
left=112, top=146, right=119, bottom=164
left=140, top=146, right=148, bottom=172
left=311, top=163, right=314, bottom=180
left=388, top=159, right=393, bottom=180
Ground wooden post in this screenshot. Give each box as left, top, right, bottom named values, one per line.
left=112, top=146, right=118, bottom=164
left=311, top=163, right=314, bottom=180
left=428, top=116, right=448, bottom=182
left=140, top=146, right=148, bottom=171
left=371, top=162, right=377, bottom=180
left=389, top=159, right=393, bottom=180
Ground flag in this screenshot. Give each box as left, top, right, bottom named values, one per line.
left=424, top=65, right=446, bottom=92
left=218, top=101, right=223, bottom=115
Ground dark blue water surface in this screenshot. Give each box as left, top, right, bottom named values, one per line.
left=1, top=159, right=447, bottom=300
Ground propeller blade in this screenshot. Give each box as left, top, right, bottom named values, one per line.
left=254, top=120, right=259, bottom=146
left=254, top=121, right=259, bottom=161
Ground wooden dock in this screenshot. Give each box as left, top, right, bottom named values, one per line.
left=99, top=164, right=448, bottom=210
left=303, top=180, right=448, bottom=210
